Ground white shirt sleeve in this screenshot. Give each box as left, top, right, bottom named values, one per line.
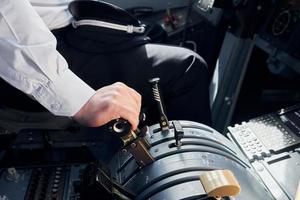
left=0, top=0, right=96, bottom=116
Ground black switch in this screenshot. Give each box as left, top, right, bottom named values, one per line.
left=172, top=121, right=184, bottom=147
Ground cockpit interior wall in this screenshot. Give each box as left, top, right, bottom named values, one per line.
left=103, top=0, right=188, bottom=11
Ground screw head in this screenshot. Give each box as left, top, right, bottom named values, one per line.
left=148, top=77, right=160, bottom=84
left=131, top=143, right=137, bottom=148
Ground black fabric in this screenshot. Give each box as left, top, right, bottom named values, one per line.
left=69, top=0, right=141, bottom=26
left=65, top=25, right=149, bottom=53
left=55, top=25, right=212, bottom=126
left=68, top=0, right=149, bottom=53
left=0, top=24, right=211, bottom=126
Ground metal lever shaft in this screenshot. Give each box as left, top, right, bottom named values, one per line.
left=148, top=78, right=169, bottom=131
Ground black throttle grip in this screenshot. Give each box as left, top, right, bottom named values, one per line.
left=108, top=118, right=131, bottom=137
left=107, top=113, right=146, bottom=136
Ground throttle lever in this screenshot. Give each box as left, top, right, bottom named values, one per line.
left=107, top=113, right=146, bottom=146
left=107, top=114, right=154, bottom=167
left=108, top=118, right=136, bottom=146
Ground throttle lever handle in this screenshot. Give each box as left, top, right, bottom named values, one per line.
left=107, top=113, right=154, bottom=167
left=108, top=118, right=131, bottom=137
left=107, top=118, right=137, bottom=147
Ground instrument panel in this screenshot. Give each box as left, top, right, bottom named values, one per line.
left=268, top=0, right=300, bottom=37
left=271, top=8, right=300, bottom=37
left=259, top=0, right=300, bottom=59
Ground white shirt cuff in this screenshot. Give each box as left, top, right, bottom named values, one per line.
left=31, top=69, right=96, bottom=116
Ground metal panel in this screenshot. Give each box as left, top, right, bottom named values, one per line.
left=210, top=33, right=254, bottom=133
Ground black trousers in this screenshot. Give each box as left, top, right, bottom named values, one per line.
left=54, top=25, right=212, bottom=126
left=0, top=25, right=211, bottom=125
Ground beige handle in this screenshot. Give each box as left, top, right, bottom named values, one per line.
left=295, top=180, right=300, bottom=200
left=199, top=170, right=241, bottom=198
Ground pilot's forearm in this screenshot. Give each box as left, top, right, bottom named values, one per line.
left=0, top=0, right=95, bottom=116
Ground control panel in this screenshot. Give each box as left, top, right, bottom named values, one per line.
left=259, top=0, right=300, bottom=59
left=228, top=104, right=300, bottom=162
left=0, top=165, right=86, bottom=200
left=228, top=104, right=300, bottom=199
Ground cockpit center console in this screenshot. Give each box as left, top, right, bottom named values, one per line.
left=0, top=76, right=300, bottom=200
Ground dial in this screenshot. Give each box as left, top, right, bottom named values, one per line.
left=272, top=9, right=292, bottom=36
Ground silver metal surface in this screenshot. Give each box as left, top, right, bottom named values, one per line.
left=72, top=20, right=145, bottom=34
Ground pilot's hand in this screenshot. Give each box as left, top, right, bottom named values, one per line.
left=73, top=82, right=141, bottom=130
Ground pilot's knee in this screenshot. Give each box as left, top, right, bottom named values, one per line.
left=174, top=47, right=209, bottom=82
left=180, top=47, right=208, bottom=73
